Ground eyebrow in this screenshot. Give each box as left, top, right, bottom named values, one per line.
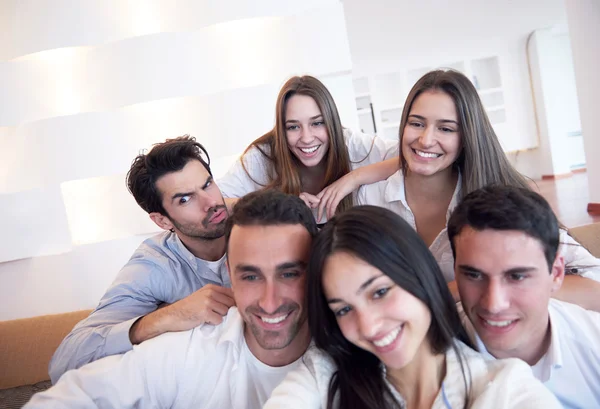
left=327, top=274, right=384, bottom=304
left=233, top=260, right=306, bottom=275
left=408, top=114, right=458, bottom=125
left=170, top=176, right=212, bottom=202
left=285, top=114, right=323, bottom=124
left=457, top=264, right=537, bottom=275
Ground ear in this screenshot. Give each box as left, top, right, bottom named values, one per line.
left=149, top=212, right=174, bottom=232
left=549, top=254, right=565, bottom=293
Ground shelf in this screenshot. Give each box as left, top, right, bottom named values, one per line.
left=354, top=92, right=370, bottom=98
left=381, top=121, right=400, bottom=129
left=478, top=87, right=503, bottom=95
left=486, top=105, right=505, bottom=112
left=380, top=104, right=404, bottom=113
left=357, top=108, right=372, bottom=115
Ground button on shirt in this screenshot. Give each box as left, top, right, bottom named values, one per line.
left=461, top=299, right=600, bottom=409
left=27, top=308, right=301, bottom=409
left=49, top=230, right=230, bottom=383
left=357, top=170, right=600, bottom=283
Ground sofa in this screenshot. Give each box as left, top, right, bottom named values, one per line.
left=0, top=309, right=92, bottom=408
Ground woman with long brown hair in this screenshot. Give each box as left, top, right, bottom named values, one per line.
left=354, top=69, right=600, bottom=306
left=218, top=75, right=399, bottom=223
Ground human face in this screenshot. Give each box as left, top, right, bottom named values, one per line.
left=228, top=224, right=311, bottom=362
left=402, top=91, right=462, bottom=177
left=323, top=251, right=432, bottom=371
left=154, top=160, right=228, bottom=240
left=454, top=227, right=564, bottom=364
left=285, top=94, right=330, bottom=168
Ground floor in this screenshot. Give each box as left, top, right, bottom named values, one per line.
left=532, top=172, right=599, bottom=228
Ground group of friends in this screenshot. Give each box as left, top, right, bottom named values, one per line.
left=25, top=70, right=600, bottom=409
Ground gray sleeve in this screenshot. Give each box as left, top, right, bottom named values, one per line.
left=48, top=261, right=165, bottom=384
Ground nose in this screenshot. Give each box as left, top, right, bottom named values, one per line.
left=481, top=280, right=510, bottom=314
left=299, top=126, right=313, bottom=144
left=418, top=125, right=436, bottom=148
left=198, top=189, right=218, bottom=211
left=356, top=308, right=380, bottom=339
left=258, top=280, right=280, bottom=314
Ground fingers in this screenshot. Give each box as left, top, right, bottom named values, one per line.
left=204, top=309, right=225, bottom=326
left=299, top=192, right=320, bottom=209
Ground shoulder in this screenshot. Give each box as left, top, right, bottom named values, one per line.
left=548, top=299, right=600, bottom=341
left=343, top=128, right=399, bottom=165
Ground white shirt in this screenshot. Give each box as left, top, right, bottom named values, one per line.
left=217, top=128, right=398, bottom=222
left=461, top=299, right=600, bottom=409
left=263, top=340, right=561, bottom=408
left=357, top=169, right=600, bottom=282
left=26, top=308, right=301, bottom=409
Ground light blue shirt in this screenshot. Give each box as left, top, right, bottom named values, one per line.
left=49, top=231, right=229, bottom=384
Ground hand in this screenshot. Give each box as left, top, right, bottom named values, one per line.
left=299, top=192, right=321, bottom=209
left=163, top=284, right=235, bottom=330
left=316, top=173, right=358, bottom=222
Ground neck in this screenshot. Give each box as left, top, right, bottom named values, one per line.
left=177, top=234, right=226, bottom=261
left=386, top=343, right=446, bottom=409
left=245, top=322, right=311, bottom=367
left=490, top=314, right=552, bottom=366
left=405, top=167, right=458, bottom=202
left=299, top=161, right=327, bottom=195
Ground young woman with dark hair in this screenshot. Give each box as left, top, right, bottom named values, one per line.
left=264, top=206, right=560, bottom=409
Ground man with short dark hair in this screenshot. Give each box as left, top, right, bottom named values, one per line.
left=448, top=185, right=600, bottom=408
left=50, top=136, right=235, bottom=383
left=27, top=190, right=317, bottom=409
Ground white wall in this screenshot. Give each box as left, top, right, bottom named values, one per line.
left=342, top=0, right=568, bottom=179
left=528, top=25, right=585, bottom=176
left=565, top=0, right=600, bottom=204
left=0, top=1, right=357, bottom=320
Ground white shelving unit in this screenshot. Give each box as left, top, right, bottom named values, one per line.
left=353, top=55, right=507, bottom=144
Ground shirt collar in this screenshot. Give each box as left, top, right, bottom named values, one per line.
left=383, top=170, right=462, bottom=223
left=216, top=307, right=246, bottom=351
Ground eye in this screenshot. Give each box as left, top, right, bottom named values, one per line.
left=463, top=271, right=482, bottom=280
left=281, top=271, right=301, bottom=279
left=509, top=273, right=527, bottom=282
left=439, top=126, right=456, bottom=133
left=203, top=179, right=213, bottom=190
left=242, top=274, right=259, bottom=282
left=286, top=124, right=299, bottom=131
left=179, top=195, right=191, bottom=204
left=312, top=121, right=324, bottom=127
left=373, top=287, right=391, bottom=299
left=408, top=121, right=424, bottom=128
left=334, top=306, right=352, bottom=317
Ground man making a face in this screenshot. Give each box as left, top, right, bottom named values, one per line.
left=27, top=190, right=316, bottom=408
left=448, top=185, right=600, bottom=408
left=50, top=136, right=234, bottom=383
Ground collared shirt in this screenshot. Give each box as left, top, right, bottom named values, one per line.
left=357, top=169, right=461, bottom=282
left=217, top=128, right=399, bottom=223
left=264, top=340, right=561, bottom=408
left=49, top=230, right=230, bottom=384
left=357, top=169, right=600, bottom=282
left=27, top=308, right=301, bottom=409
left=461, top=299, right=600, bottom=408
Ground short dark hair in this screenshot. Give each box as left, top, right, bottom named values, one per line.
left=224, top=190, right=318, bottom=251
left=447, top=185, right=560, bottom=269
left=126, top=135, right=212, bottom=215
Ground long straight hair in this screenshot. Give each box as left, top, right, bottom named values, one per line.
left=308, top=206, right=474, bottom=409
left=399, top=70, right=531, bottom=197
left=242, top=75, right=354, bottom=213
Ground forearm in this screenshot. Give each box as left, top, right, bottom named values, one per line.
left=49, top=317, right=139, bottom=384
left=552, top=275, right=600, bottom=312
left=350, top=158, right=400, bottom=186
left=129, top=306, right=175, bottom=345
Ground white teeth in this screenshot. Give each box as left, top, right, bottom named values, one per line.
left=415, top=149, right=441, bottom=158
left=373, top=327, right=401, bottom=348
left=261, top=314, right=289, bottom=324
left=485, top=319, right=514, bottom=327
left=300, top=146, right=319, bottom=154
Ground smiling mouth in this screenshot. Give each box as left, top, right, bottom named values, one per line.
left=260, top=313, right=290, bottom=324
left=413, top=149, right=442, bottom=158
left=299, top=145, right=320, bottom=154
left=482, top=318, right=516, bottom=327
left=372, top=325, right=403, bottom=348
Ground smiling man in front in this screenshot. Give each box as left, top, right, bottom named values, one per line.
left=26, top=190, right=316, bottom=409
left=448, top=185, right=600, bottom=408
